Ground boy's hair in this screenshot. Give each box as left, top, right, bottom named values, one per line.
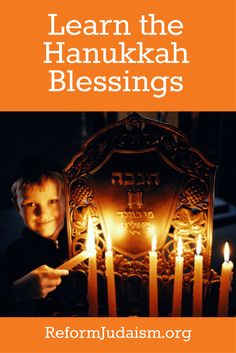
left=11, top=154, right=64, bottom=204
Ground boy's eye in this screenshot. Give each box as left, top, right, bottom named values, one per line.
left=22, top=202, right=36, bottom=208
left=48, top=199, right=59, bottom=205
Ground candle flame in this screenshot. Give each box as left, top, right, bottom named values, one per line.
left=224, top=242, right=230, bottom=262
left=86, top=216, right=95, bottom=253
left=196, top=235, right=202, bottom=255
left=107, top=233, right=112, bottom=251
left=177, top=236, right=183, bottom=256
left=152, top=233, right=157, bottom=252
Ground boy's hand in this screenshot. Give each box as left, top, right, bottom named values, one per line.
left=12, top=265, right=69, bottom=302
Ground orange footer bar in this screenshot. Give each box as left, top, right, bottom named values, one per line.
left=0, top=317, right=235, bottom=353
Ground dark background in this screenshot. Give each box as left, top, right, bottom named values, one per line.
left=0, top=112, right=236, bottom=208
left=0, top=111, right=235, bottom=240
left=0, top=111, right=235, bottom=314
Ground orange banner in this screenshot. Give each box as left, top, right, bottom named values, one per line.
left=0, top=0, right=235, bottom=111
left=0, top=317, right=235, bottom=353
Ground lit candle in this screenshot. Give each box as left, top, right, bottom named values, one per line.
left=218, top=242, right=234, bottom=317
left=57, top=250, right=89, bottom=270
left=87, top=215, right=98, bottom=316
left=105, top=233, right=117, bottom=317
left=193, top=235, right=203, bottom=316
left=149, top=233, right=158, bottom=316
left=172, top=236, right=184, bottom=317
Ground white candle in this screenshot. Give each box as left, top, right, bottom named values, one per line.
left=57, top=250, right=89, bottom=270
left=172, top=236, right=184, bottom=317
left=87, top=216, right=98, bottom=316
left=149, top=233, right=158, bottom=316
left=218, top=242, right=234, bottom=317
left=105, top=233, right=117, bottom=317
left=193, top=235, right=203, bottom=316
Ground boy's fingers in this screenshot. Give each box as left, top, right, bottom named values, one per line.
left=46, top=286, right=57, bottom=294
left=54, top=269, right=69, bottom=277
left=36, top=266, right=69, bottom=278
left=37, top=264, right=51, bottom=271
left=43, top=269, right=69, bottom=279
left=46, top=278, right=62, bottom=288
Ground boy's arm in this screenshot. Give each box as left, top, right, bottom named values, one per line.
left=11, top=265, right=69, bottom=303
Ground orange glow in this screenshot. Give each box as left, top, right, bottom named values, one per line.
left=224, top=242, right=230, bottom=262
left=86, top=216, right=95, bottom=254
left=148, top=225, right=155, bottom=235
left=151, top=233, right=157, bottom=252
left=107, top=233, right=112, bottom=252
left=105, top=214, right=124, bottom=239
left=196, top=235, right=202, bottom=255
left=177, top=236, right=183, bottom=256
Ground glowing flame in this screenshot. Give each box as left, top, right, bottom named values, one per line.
left=86, top=215, right=95, bottom=253
left=224, top=242, right=230, bottom=262
left=107, top=233, right=112, bottom=252
left=152, top=233, right=157, bottom=252
left=177, top=236, right=183, bottom=256
left=196, top=235, right=202, bottom=255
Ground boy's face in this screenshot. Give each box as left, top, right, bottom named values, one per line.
left=16, top=178, right=65, bottom=240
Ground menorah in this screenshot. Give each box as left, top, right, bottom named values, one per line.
left=59, top=113, right=233, bottom=317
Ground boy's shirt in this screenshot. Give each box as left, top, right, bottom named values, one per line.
left=0, top=227, right=87, bottom=316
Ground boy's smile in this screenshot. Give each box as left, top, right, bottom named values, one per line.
left=16, top=178, right=65, bottom=240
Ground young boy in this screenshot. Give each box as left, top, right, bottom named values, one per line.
left=0, top=154, right=71, bottom=316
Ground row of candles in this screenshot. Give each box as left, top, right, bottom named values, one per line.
left=58, top=218, right=234, bottom=317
